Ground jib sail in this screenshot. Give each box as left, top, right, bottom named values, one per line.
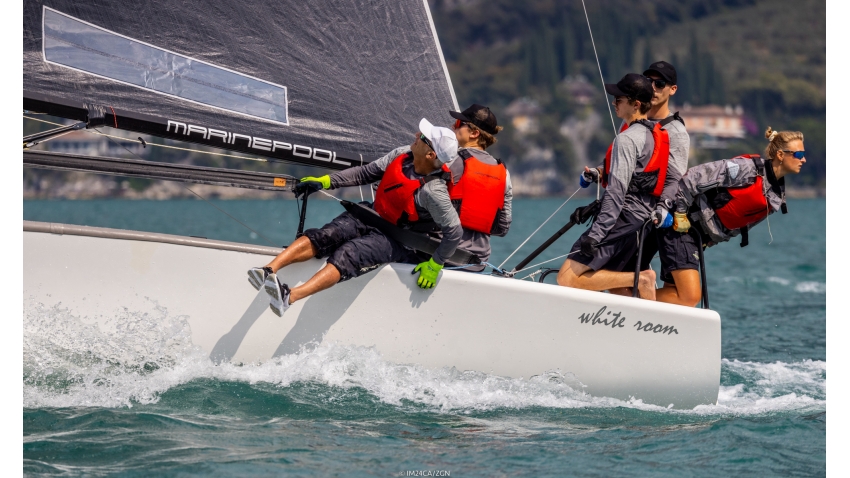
left=23, top=0, right=458, bottom=169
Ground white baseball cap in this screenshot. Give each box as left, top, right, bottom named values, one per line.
left=419, top=118, right=459, bottom=165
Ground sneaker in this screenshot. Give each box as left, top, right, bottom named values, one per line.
left=248, top=266, right=273, bottom=290
left=264, top=273, right=291, bottom=317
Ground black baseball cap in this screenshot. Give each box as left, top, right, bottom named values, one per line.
left=643, top=61, right=677, bottom=85
left=449, top=104, right=499, bottom=135
left=604, top=73, right=653, bottom=104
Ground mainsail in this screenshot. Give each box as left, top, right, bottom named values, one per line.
left=24, top=0, right=459, bottom=169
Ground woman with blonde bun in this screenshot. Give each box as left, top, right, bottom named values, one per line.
left=653, top=127, right=806, bottom=307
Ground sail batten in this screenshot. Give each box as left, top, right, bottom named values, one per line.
left=24, top=0, right=459, bottom=168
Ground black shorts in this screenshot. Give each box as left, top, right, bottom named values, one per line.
left=569, top=210, right=650, bottom=272
left=622, top=227, right=657, bottom=273
left=302, top=206, right=421, bottom=282
left=656, top=227, right=701, bottom=284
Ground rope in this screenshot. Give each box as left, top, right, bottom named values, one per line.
left=358, top=154, right=365, bottom=202
left=580, top=0, right=618, bottom=138
left=496, top=186, right=582, bottom=269
left=515, top=251, right=580, bottom=278
left=317, top=189, right=342, bottom=202
left=444, top=261, right=506, bottom=274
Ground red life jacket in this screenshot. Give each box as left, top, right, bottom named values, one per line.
left=601, top=114, right=680, bottom=196
left=373, top=153, right=443, bottom=226
left=442, top=150, right=507, bottom=234
left=712, top=155, right=770, bottom=231
left=601, top=122, right=629, bottom=188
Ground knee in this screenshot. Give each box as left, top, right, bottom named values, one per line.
left=680, top=288, right=702, bottom=307
left=556, top=268, right=576, bottom=287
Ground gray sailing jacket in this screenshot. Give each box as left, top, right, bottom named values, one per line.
left=328, top=146, right=462, bottom=265
left=588, top=121, right=656, bottom=242
left=674, top=156, right=784, bottom=245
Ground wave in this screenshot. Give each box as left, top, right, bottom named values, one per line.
left=23, top=300, right=825, bottom=416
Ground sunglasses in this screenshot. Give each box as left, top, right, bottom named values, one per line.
left=650, top=78, right=669, bottom=89
left=612, top=96, right=630, bottom=105
left=453, top=119, right=470, bottom=129
left=782, top=150, right=806, bottom=159
left=419, top=133, right=434, bottom=151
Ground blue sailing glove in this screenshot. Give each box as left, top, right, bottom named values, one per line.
left=579, top=167, right=599, bottom=188
left=652, top=208, right=673, bottom=228
left=412, top=257, right=443, bottom=289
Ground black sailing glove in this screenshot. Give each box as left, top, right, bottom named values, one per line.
left=580, top=235, right=599, bottom=257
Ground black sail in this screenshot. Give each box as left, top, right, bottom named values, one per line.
left=23, top=0, right=459, bottom=169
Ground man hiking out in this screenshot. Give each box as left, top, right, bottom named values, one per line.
left=350, top=104, right=513, bottom=271
left=556, top=73, right=660, bottom=299
left=247, top=119, right=461, bottom=316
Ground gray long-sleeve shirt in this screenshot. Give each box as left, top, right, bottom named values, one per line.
left=588, top=122, right=656, bottom=242
left=329, top=146, right=462, bottom=265
left=675, top=156, right=784, bottom=245
left=649, top=113, right=690, bottom=209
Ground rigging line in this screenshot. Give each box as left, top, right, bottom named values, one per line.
left=496, top=186, right=583, bottom=269
left=358, top=154, right=364, bottom=202
left=317, top=189, right=343, bottom=202
left=515, top=251, right=579, bottom=278
left=765, top=203, right=774, bottom=245
left=580, top=0, right=618, bottom=137
left=181, top=186, right=278, bottom=247
left=92, top=127, right=281, bottom=247
left=23, top=115, right=269, bottom=163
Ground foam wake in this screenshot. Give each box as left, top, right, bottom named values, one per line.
left=24, top=300, right=825, bottom=415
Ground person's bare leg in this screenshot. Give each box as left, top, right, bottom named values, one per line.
left=655, top=269, right=701, bottom=307
left=288, top=263, right=342, bottom=304
left=557, top=259, right=657, bottom=300
left=264, top=236, right=318, bottom=273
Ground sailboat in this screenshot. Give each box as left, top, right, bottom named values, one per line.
left=23, top=0, right=720, bottom=409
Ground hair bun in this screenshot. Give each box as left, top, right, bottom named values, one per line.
left=765, top=127, right=778, bottom=142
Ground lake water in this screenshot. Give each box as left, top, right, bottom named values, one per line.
left=23, top=197, right=826, bottom=476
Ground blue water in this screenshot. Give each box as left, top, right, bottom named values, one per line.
left=23, top=198, right=826, bottom=476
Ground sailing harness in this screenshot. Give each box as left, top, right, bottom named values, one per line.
left=444, top=149, right=508, bottom=235
left=704, top=154, right=787, bottom=247
left=372, top=152, right=445, bottom=227
left=601, top=113, right=682, bottom=197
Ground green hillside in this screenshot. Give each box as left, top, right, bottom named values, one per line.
left=430, top=0, right=826, bottom=191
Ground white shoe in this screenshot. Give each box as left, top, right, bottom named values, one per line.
left=263, top=273, right=291, bottom=317
left=248, top=266, right=272, bottom=290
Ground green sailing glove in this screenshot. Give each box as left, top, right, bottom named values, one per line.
left=300, top=175, right=331, bottom=189
left=412, top=257, right=443, bottom=289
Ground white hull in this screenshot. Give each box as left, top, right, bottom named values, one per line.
left=24, top=221, right=721, bottom=408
